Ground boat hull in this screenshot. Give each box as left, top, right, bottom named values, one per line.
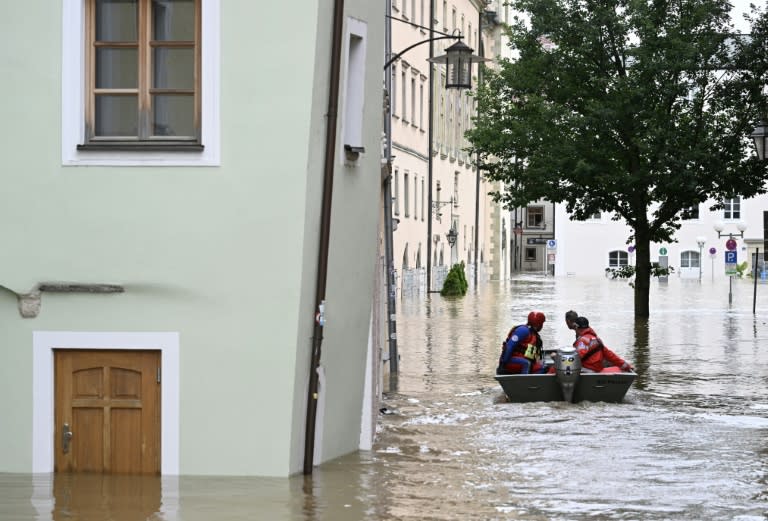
left=495, top=371, right=636, bottom=403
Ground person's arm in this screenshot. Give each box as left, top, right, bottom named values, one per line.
left=602, top=344, right=633, bottom=371
left=501, top=326, right=530, bottom=364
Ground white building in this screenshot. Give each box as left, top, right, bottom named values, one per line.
left=554, top=196, right=766, bottom=280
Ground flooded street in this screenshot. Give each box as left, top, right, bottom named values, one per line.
left=3, top=275, right=768, bottom=520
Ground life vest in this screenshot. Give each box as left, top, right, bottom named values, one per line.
left=573, top=327, right=626, bottom=372
left=502, top=324, right=542, bottom=361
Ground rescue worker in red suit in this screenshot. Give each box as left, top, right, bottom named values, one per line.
left=572, top=316, right=633, bottom=372
left=497, top=311, right=546, bottom=374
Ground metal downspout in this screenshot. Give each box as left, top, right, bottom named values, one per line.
left=303, top=0, right=345, bottom=475
left=384, top=0, right=399, bottom=379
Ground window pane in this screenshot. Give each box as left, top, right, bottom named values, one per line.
left=153, top=94, right=194, bottom=136
left=95, top=95, right=138, bottom=136
left=96, top=48, right=138, bottom=88
left=153, top=48, right=194, bottom=89
left=96, top=0, right=138, bottom=41
left=153, top=0, right=195, bottom=41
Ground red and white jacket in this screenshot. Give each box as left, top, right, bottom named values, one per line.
left=573, top=327, right=631, bottom=372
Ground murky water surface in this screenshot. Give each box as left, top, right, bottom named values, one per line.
left=3, top=276, right=768, bottom=520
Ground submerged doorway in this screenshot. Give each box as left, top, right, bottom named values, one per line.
left=54, top=350, right=161, bottom=474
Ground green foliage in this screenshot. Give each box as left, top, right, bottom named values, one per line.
left=467, top=0, right=768, bottom=316
left=605, top=263, right=675, bottom=287
left=441, top=262, right=468, bottom=297
left=735, top=261, right=749, bottom=278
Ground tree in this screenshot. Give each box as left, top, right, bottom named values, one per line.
left=467, top=0, right=768, bottom=317
left=441, top=262, right=469, bottom=296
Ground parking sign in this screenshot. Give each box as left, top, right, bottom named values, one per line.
left=725, top=250, right=737, bottom=276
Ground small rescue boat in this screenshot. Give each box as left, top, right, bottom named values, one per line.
left=494, top=347, right=636, bottom=403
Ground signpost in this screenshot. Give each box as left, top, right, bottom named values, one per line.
left=724, top=241, right=738, bottom=304
left=724, top=250, right=738, bottom=276
left=545, top=239, right=556, bottom=274
left=658, top=247, right=669, bottom=283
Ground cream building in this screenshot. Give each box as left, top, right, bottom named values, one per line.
left=388, top=0, right=499, bottom=295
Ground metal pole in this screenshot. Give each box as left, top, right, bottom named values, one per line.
left=426, top=0, right=435, bottom=292
left=754, top=247, right=759, bottom=314
left=698, top=245, right=703, bottom=282
left=473, top=8, right=483, bottom=289
left=383, top=0, right=398, bottom=375
left=729, top=275, right=733, bottom=305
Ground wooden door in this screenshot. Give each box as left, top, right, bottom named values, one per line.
left=55, top=350, right=161, bottom=474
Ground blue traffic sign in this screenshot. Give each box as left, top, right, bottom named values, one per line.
left=725, top=251, right=737, bottom=263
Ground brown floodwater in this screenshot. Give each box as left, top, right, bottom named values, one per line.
left=3, top=275, right=768, bottom=520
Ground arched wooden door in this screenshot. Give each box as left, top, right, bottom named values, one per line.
left=54, top=350, right=161, bottom=474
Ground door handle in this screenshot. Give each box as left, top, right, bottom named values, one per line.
left=62, top=423, right=73, bottom=454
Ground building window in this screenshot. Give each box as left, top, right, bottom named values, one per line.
left=681, top=205, right=699, bottom=220
left=391, top=64, right=397, bottom=118
left=442, top=1, right=447, bottom=29
left=609, top=250, right=629, bottom=267
left=724, top=197, right=741, bottom=219
left=413, top=175, right=418, bottom=219
left=453, top=172, right=459, bottom=205
left=419, top=81, right=424, bottom=129
left=342, top=20, right=367, bottom=153
left=527, top=206, right=544, bottom=228
left=680, top=251, right=700, bottom=268
left=410, top=76, right=416, bottom=125
left=421, top=177, right=425, bottom=221
left=393, top=169, right=400, bottom=216
left=401, top=68, right=408, bottom=123
left=404, top=172, right=410, bottom=217
left=81, top=0, right=201, bottom=148
left=525, top=248, right=537, bottom=261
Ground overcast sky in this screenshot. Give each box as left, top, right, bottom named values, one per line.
left=730, top=0, right=759, bottom=32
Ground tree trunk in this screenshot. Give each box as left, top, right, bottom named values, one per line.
left=633, top=227, right=651, bottom=318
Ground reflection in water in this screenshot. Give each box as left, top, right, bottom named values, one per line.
left=633, top=318, right=650, bottom=389
left=3, top=276, right=768, bottom=520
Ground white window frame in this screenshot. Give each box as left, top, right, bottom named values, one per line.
left=609, top=250, right=629, bottom=267
left=62, top=0, right=221, bottom=166
left=724, top=197, right=741, bottom=220
left=680, top=250, right=700, bottom=268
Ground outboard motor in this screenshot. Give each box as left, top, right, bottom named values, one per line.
left=555, top=347, right=582, bottom=403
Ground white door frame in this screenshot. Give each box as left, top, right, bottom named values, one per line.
left=32, top=331, right=180, bottom=474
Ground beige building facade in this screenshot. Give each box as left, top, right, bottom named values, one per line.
left=389, top=0, right=499, bottom=296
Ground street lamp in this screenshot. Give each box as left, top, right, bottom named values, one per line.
left=446, top=225, right=458, bottom=247
left=428, top=39, right=486, bottom=89
left=713, top=219, right=747, bottom=238
left=750, top=120, right=768, bottom=161
left=696, top=236, right=706, bottom=282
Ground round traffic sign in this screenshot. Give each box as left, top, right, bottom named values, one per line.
left=726, top=239, right=737, bottom=251
left=628, top=245, right=635, bottom=253
left=709, top=247, right=717, bottom=255
left=659, top=247, right=668, bottom=255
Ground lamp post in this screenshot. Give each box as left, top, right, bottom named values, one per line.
left=446, top=224, right=458, bottom=265
left=750, top=120, right=768, bottom=161
left=696, top=236, right=706, bottom=282
left=713, top=220, right=747, bottom=304
left=383, top=5, right=485, bottom=375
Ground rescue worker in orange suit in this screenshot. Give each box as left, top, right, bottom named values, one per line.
left=497, top=311, right=547, bottom=374
left=572, top=316, right=634, bottom=373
